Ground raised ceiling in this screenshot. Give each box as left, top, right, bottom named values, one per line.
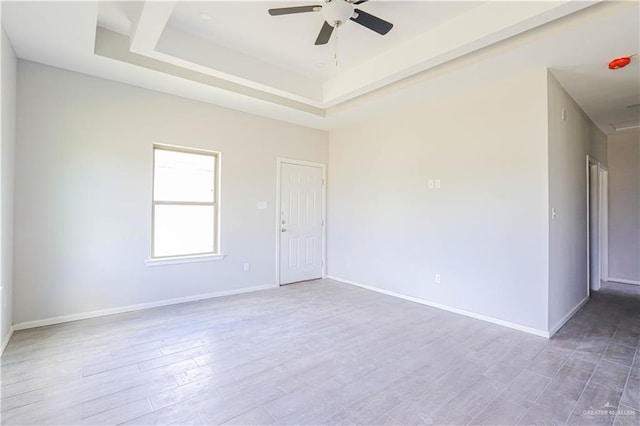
left=2, top=1, right=639, bottom=132
left=164, top=2, right=484, bottom=80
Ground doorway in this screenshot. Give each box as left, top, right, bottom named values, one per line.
left=276, top=158, right=326, bottom=285
left=587, top=156, right=608, bottom=293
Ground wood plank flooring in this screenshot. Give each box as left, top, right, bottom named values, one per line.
left=1, top=279, right=638, bottom=425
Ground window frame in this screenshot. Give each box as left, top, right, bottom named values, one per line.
left=150, top=144, right=220, bottom=260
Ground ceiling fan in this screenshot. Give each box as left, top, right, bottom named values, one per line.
left=268, top=0, right=393, bottom=46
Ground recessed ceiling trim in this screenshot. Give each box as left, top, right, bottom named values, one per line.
left=323, top=0, right=599, bottom=107
left=156, top=26, right=324, bottom=106
left=129, top=0, right=175, bottom=53
left=4, top=0, right=636, bottom=132
left=96, top=28, right=326, bottom=118
left=125, top=0, right=601, bottom=110
left=130, top=0, right=324, bottom=108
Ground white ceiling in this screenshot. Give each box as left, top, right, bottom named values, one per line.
left=552, top=61, right=639, bottom=133
left=2, top=1, right=639, bottom=133
left=166, top=1, right=483, bottom=80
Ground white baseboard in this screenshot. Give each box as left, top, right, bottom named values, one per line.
left=325, top=275, right=550, bottom=338
left=13, top=284, right=278, bottom=331
left=548, top=296, right=589, bottom=337
left=607, top=277, right=640, bottom=286
left=1, top=326, right=14, bottom=355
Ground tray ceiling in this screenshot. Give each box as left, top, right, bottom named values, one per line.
left=3, top=1, right=638, bottom=132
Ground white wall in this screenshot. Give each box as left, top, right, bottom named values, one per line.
left=590, top=127, right=607, bottom=166
left=607, top=130, right=640, bottom=283
left=13, top=61, right=328, bottom=325
left=547, top=73, right=607, bottom=330
left=328, top=69, right=550, bottom=332
left=1, top=23, right=17, bottom=348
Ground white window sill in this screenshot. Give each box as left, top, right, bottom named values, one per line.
left=145, top=253, right=226, bottom=267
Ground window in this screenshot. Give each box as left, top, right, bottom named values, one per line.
left=151, top=145, right=219, bottom=259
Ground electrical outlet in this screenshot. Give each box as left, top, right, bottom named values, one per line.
left=435, top=274, right=442, bottom=284
left=243, top=263, right=250, bottom=271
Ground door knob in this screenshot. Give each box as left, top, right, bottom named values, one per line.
left=281, top=228, right=287, bottom=232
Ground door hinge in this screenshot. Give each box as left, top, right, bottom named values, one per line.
left=322, top=178, right=325, bottom=185
left=321, top=219, right=324, bottom=226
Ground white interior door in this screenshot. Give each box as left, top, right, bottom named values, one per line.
left=589, top=164, right=600, bottom=291
left=279, top=163, right=323, bottom=285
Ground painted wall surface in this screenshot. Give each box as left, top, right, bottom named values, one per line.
left=13, top=61, right=328, bottom=324
left=607, top=131, right=640, bottom=283
left=328, top=69, right=550, bottom=331
left=547, top=73, right=606, bottom=329
left=590, top=129, right=607, bottom=166
left=1, top=24, right=17, bottom=346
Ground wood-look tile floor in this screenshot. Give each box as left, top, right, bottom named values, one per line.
left=1, top=280, right=638, bottom=425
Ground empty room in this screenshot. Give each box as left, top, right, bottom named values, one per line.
left=1, top=1, right=639, bottom=425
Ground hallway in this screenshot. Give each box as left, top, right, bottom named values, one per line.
left=549, top=281, right=639, bottom=425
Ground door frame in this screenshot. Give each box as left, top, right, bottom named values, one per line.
left=598, top=166, right=608, bottom=283
left=586, top=156, right=609, bottom=294
left=275, top=157, right=327, bottom=286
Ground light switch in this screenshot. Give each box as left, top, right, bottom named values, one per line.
left=428, top=180, right=434, bottom=189
left=257, top=201, right=268, bottom=210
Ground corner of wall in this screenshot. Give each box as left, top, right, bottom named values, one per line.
left=1, top=21, right=18, bottom=353
left=546, top=69, right=602, bottom=333
left=545, top=68, right=554, bottom=332
left=606, top=130, right=640, bottom=282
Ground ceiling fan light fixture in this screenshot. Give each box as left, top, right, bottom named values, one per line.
left=322, top=0, right=355, bottom=27
left=267, top=0, right=393, bottom=46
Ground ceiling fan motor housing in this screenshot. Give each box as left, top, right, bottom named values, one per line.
left=322, top=0, right=355, bottom=27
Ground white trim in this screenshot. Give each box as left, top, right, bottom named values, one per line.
left=151, top=144, right=221, bottom=259
left=608, top=278, right=640, bottom=286
left=275, top=158, right=327, bottom=286
left=587, top=157, right=609, bottom=293
left=145, top=253, right=226, bottom=267
left=548, top=296, right=589, bottom=337
left=275, top=159, right=281, bottom=285
left=2, top=326, right=14, bottom=354
left=599, top=168, right=608, bottom=282
left=586, top=156, right=592, bottom=296
left=13, top=284, right=276, bottom=331
left=326, top=275, right=550, bottom=338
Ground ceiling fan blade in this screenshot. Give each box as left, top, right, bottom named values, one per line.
left=353, top=0, right=369, bottom=4
left=268, top=5, right=321, bottom=16
left=315, top=21, right=334, bottom=45
left=350, top=9, right=393, bottom=35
